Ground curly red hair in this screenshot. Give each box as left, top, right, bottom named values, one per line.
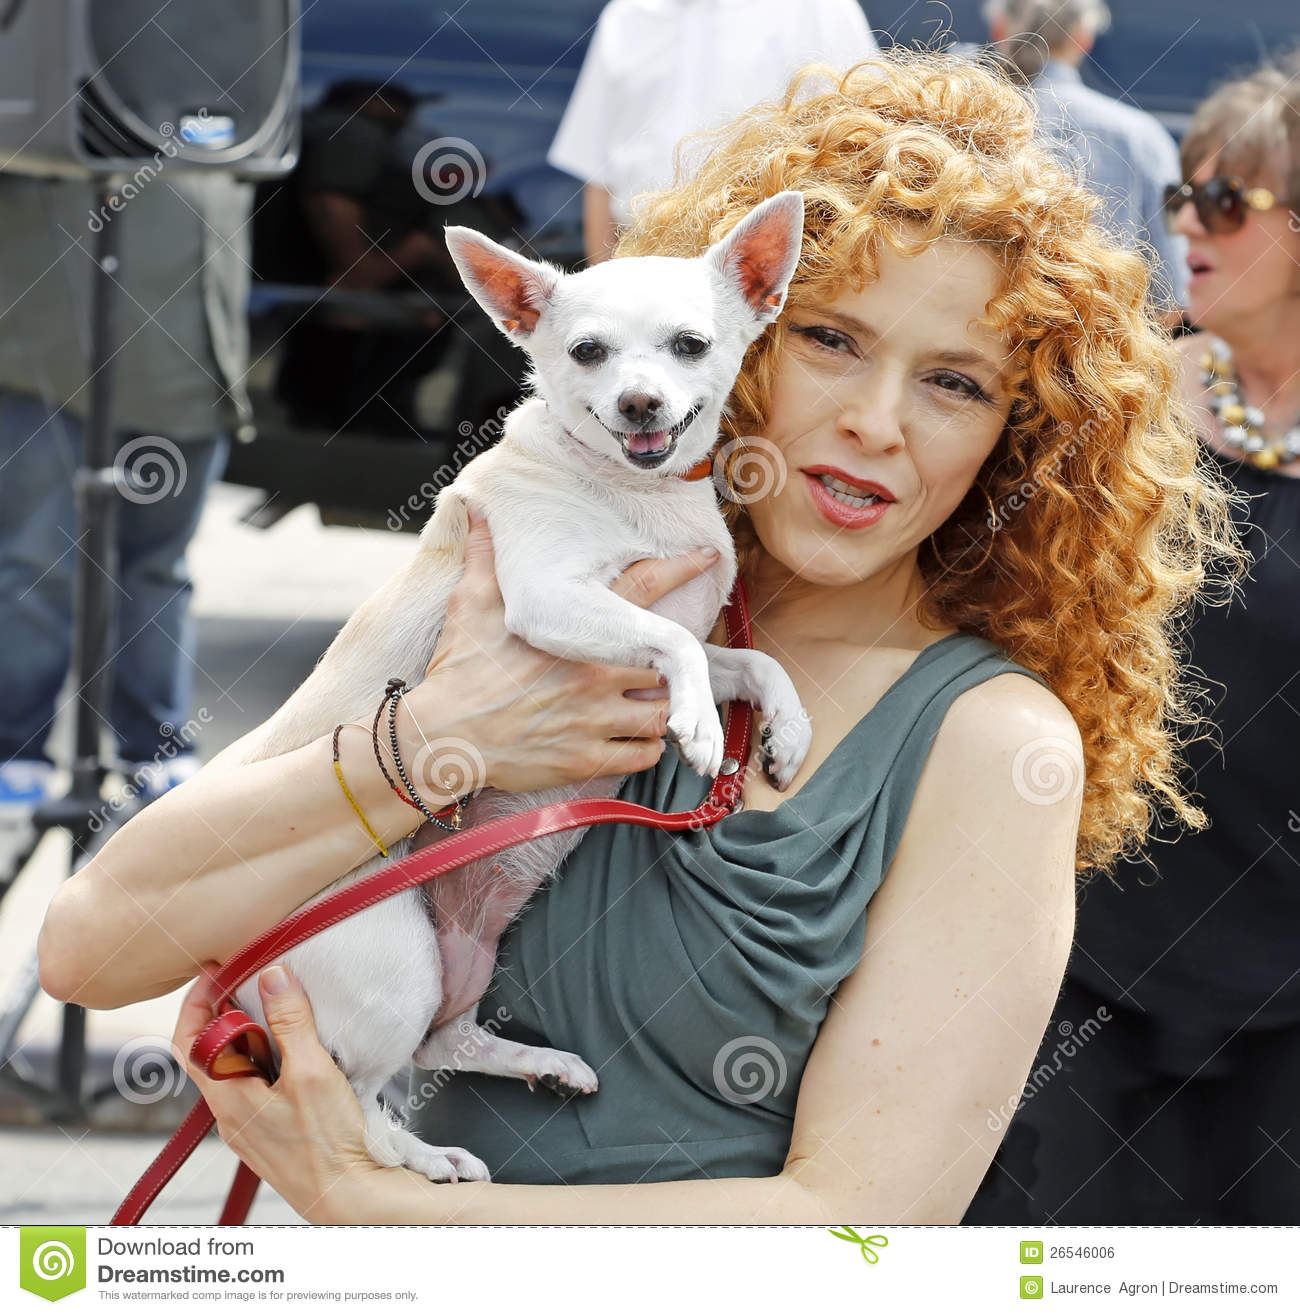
left=615, top=49, right=1248, bottom=875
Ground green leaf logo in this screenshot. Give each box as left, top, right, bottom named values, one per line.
left=20, top=1227, right=86, bottom=1302
left=827, top=1225, right=888, bottom=1264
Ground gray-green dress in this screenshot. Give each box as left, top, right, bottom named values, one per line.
left=408, top=631, right=1049, bottom=1183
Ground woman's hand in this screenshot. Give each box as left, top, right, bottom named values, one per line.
left=403, top=506, right=722, bottom=793
left=173, top=962, right=382, bottom=1224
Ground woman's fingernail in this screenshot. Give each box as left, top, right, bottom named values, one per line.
left=658, top=674, right=668, bottom=686
left=697, top=546, right=720, bottom=559
left=261, top=964, right=291, bottom=995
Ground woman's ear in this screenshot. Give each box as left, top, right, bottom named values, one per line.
left=705, top=190, right=806, bottom=322
left=443, top=227, right=563, bottom=341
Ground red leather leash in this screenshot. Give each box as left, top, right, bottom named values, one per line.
left=111, top=579, right=754, bottom=1226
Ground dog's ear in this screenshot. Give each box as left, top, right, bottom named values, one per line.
left=444, top=227, right=562, bottom=341
left=705, top=190, right=805, bottom=323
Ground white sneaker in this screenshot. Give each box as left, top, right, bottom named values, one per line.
left=0, top=758, right=55, bottom=883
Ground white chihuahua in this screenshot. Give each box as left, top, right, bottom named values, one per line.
left=225, top=190, right=813, bottom=1185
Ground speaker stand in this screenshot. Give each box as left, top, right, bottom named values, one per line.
left=0, top=174, right=183, bottom=1121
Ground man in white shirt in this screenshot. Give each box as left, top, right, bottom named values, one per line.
left=548, top=0, right=879, bottom=262
left=982, top=0, right=1187, bottom=326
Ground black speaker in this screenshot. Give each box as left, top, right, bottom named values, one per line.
left=0, top=0, right=299, bottom=178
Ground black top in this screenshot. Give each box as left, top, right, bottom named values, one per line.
left=1070, top=442, right=1300, bottom=1061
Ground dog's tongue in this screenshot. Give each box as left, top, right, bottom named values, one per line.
left=626, top=430, right=669, bottom=455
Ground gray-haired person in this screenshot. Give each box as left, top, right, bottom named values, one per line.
left=984, top=0, right=1188, bottom=326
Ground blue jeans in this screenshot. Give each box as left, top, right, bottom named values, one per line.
left=0, top=390, right=229, bottom=766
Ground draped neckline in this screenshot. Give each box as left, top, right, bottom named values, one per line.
left=699, top=628, right=980, bottom=829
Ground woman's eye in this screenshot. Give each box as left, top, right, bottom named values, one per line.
left=930, top=370, right=989, bottom=401
left=569, top=340, right=607, bottom=364
left=794, top=324, right=854, bottom=353
left=672, top=333, right=710, bottom=358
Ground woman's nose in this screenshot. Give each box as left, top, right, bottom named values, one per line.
left=1171, top=194, right=1207, bottom=240
left=836, top=377, right=906, bottom=452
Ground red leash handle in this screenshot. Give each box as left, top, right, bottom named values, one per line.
left=111, top=581, right=754, bottom=1226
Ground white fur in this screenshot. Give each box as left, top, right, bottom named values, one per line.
left=226, top=192, right=814, bottom=1183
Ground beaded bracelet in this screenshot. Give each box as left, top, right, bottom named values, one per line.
left=331, top=722, right=392, bottom=857
left=368, top=691, right=422, bottom=813
left=365, top=685, right=464, bottom=826
left=376, top=677, right=469, bottom=833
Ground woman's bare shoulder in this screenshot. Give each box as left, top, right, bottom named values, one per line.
left=918, top=670, right=1084, bottom=828
left=881, top=667, right=1083, bottom=903
left=943, top=670, right=1080, bottom=752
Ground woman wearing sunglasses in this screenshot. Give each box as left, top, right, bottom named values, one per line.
left=967, top=53, right=1300, bottom=1225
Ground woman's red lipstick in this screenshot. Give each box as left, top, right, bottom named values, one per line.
left=802, top=465, right=895, bottom=529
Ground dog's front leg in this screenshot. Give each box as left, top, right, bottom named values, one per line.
left=703, top=643, right=813, bottom=790
left=500, top=579, right=725, bottom=778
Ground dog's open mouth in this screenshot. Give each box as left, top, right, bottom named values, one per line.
left=591, top=410, right=699, bottom=473
left=605, top=406, right=701, bottom=469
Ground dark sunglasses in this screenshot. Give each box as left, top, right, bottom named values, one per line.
left=1162, top=176, right=1279, bottom=235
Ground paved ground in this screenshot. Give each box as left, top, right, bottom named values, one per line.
left=1, top=483, right=416, bottom=1224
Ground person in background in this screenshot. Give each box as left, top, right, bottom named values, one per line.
left=548, top=0, right=879, bottom=263
left=965, top=52, right=1300, bottom=1226
left=271, top=81, right=525, bottom=438
left=0, top=170, right=250, bottom=878
left=983, top=0, right=1187, bottom=327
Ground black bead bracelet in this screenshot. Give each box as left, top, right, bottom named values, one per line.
left=378, top=677, right=468, bottom=833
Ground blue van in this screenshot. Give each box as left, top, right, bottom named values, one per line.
left=230, top=0, right=1297, bottom=526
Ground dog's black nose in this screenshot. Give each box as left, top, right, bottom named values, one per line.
left=618, top=391, right=662, bottom=427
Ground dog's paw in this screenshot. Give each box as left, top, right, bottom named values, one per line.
left=666, top=705, right=725, bottom=779
left=405, top=1142, right=492, bottom=1185
left=760, top=704, right=813, bottom=791
left=518, top=1046, right=599, bottom=1098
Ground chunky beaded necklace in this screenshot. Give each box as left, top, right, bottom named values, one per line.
left=1199, top=335, right=1300, bottom=470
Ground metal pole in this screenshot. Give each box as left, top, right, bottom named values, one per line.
left=51, top=173, right=126, bottom=1122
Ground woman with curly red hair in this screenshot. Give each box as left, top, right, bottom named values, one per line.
left=41, top=49, right=1243, bottom=1223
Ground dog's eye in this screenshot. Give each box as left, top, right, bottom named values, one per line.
left=672, top=333, right=710, bottom=359
left=569, top=340, right=607, bottom=365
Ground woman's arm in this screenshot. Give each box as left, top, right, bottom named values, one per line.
left=38, top=520, right=719, bottom=1010
left=38, top=717, right=436, bottom=1010
left=776, top=673, right=1081, bottom=1223
left=175, top=671, right=1082, bottom=1224
left=582, top=183, right=619, bottom=265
